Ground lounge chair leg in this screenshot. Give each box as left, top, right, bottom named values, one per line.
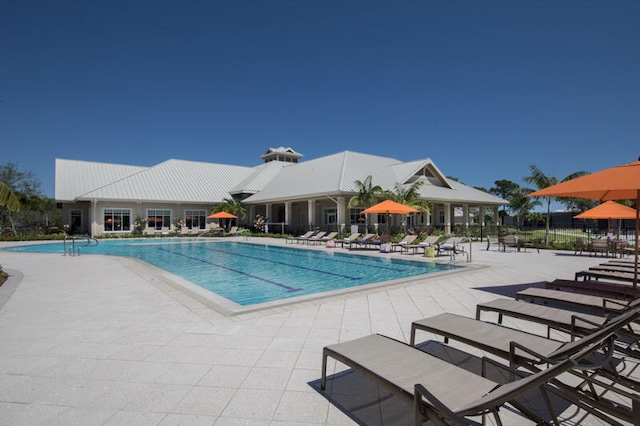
left=321, top=351, right=328, bottom=390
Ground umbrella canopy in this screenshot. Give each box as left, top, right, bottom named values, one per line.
left=361, top=200, right=419, bottom=215
left=527, top=160, right=640, bottom=201
left=527, top=160, right=640, bottom=286
left=361, top=200, right=418, bottom=234
left=207, top=211, right=237, bottom=219
left=574, top=201, right=637, bottom=220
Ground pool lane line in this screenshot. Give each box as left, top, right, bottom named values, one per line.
left=227, top=243, right=408, bottom=272
left=158, top=248, right=303, bottom=293
left=203, top=247, right=363, bottom=280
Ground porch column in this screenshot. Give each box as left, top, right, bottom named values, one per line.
left=479, top=206, right=486, bottom=226
left=308, top=199, right=315, bottom=229
left=443, top=202, right=452, bottom=235
left=494, top=206, right=500, bottom=225
left=91, top=199, right=97, bottom=237
left=336, top=196, right=346, bottom=234
left=265, top=203, right=272, bottom=232
left=463, top=204, right=469, bottom=227
left=284, top=201, right=291, bottom=228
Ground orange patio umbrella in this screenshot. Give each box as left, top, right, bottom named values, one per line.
left=574, top=201, right=637, bottom=221
left=527, top=160, right=640, bottom=286
left=361, top=200, right=419, bottom=233
left=207, top=211, right=238, bottom=228
left=207, top=211, right=237, bottom=219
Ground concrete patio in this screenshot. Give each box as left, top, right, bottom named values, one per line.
left=0, top=238, right=635, bottom=425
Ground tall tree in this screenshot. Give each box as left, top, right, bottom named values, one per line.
left=0, top=161, right=42, bottom=197
left=388, top=180, right=432, bottom=215
left=1, top=162, right=43, bottom=236
left=211, top=198, right=246, bottom=219
left=489, top=179, right=520, bottom=220
left=524, top=165, right=589, bottom=244
left=348, top=176, right=385, bottom=229
left=347, top=176, right=384, bottom=208
left=509, top=188, right=541, bottom=228
left=0, top=182, right=21, bottom=236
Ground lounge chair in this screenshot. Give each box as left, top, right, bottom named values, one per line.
left=575, top=269, right=637, bottom=284
left=437, top=237, right=468, bottom=260
left=347, top=233, right=375, bottom=250
left=302, top=231, right=326, bottom=244
left=499, top=235, right=520, bottom=252
left=476, top=298, right=610, bottom=339
left=224, top=226, right=238, bottom=236
left=575, top=237, right=586, bottom=255
left=589, top=264, right=638, bottom=274
left=322, top=333, right=597, bottom=425
left=410, top=309, right=640, bottom=423
left=589, top=238, right=611, bottom=257
left=366, top=234, right=390, bottom=250
left=390, top=235, right=418, bottom=253
left=306, top=231, right=338, bottom=245
left=486, top=235, right=501, bottom=251
left=335, top=232, right=361, bottom=248
left=286, top=230, right=315, bottom=244
left=516, top=287, right=638, bottom=315
left=545, top=278, right=640, bottom=300
left=405, top=235, right=441, bottom=255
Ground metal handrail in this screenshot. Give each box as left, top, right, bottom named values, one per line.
left=63, top=235, right=98, bottom=256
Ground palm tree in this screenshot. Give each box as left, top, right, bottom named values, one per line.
left=388, top=180, right=432, bottom=233
left=211, top=198, right=246, bottom=219
left=0, top=181, right=21, bottom=236
left=348, top=176, right=385, bottom=208
left=389, top=181, right=432, bottom=215
left=348, top=176, right=385, bottom=229
left=524, top=165, right=589, bottom=244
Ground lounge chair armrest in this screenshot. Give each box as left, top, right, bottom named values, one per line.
left=570, top=314, right=603, bottom=339
left=602, top=299, right=630, bottom=312
left=571, top=314, right=604, bottom=329
left=570, top=335, right=617, bottom=371
left=481, top=356, right=525, bottom=380
left=413, top=383, right=471, bottom=426
left=509, top=340, right=550, bottom=365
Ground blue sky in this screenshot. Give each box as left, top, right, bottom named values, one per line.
left=2, top=1, right=639, bottom=208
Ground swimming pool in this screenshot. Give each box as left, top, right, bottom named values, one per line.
left=4, top=239, right=461, bottom=308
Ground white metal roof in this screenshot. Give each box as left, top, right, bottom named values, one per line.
left=55, top=151, right=507, bottom=207
left=55, top=159, right=147, bottom=202
left=75, top=159, right=254, bottom=203
left=230, top=161, right=292, bottom=195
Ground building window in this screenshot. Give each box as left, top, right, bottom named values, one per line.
left=147, top=209, right=171, bottom=230
left=324, top=208, right=337, bottom=226
left=349, top=208, right=364, bottom=225
left=104, top=208, right=131, bottom=232
left=185, top=210, right=206, bottom=230
left=70, top=210, right=82, bottom=233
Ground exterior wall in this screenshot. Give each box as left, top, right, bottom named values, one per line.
left=62, top=197, right=504, bottom=237
left=62, top=201, right=225, bottom=236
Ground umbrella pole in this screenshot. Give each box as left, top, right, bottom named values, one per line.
left=635, top=191, right=639, bottom=288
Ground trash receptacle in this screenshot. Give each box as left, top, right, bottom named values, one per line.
left=424, top=247, right=435, bottom=258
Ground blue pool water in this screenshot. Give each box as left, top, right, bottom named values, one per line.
left=4, top=239, right=460, bottom=306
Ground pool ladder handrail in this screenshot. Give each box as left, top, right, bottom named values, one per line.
left=63, top=235, right=99, bottom=256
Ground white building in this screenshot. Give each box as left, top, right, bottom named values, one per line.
left=55, top=147, right=506, bottom=236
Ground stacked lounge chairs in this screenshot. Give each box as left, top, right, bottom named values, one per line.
left=321, top=267, right=640, bottom=425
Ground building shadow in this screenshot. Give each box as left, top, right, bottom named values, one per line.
left=472, top=281, right=547, bottom=298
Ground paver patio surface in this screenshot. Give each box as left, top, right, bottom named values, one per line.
left=0, top=238, right=634, bottom=425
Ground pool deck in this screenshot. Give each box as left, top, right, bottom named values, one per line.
left=0, top=237, right=636, bottom=425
